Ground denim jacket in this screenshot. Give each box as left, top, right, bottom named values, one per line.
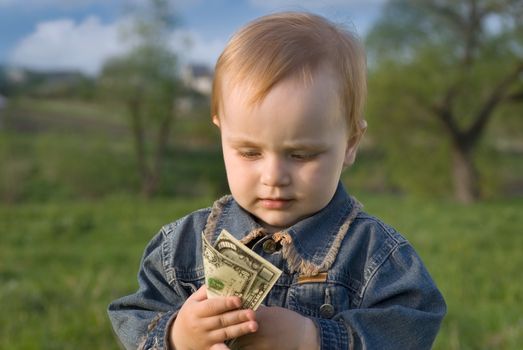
left=108, top=183, right=446, bottom=349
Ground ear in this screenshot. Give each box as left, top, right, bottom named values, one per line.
left=212, top=115, right=221, bottom=128
left=343, top=119, right=367, bottom=167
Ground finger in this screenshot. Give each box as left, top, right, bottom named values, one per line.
left=195, top=295, right=242, bottom=317
left=202, top=308, right=256, bottom=331
left=188, top=285, right=208, bottom=302
left=208, top=320, right=258, bottom=343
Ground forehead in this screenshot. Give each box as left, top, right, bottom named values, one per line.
left=219, top=66, right=347, bottom=140
left=220, top=64, right=342, bottom=118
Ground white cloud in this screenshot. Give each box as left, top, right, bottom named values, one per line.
left=0, top=0, right=100, bottom=8
left=7, top=15, right=222, bottom=75
left=0, top=0, right=201, bottom=9
left=7, top=16, right=132, bottom=75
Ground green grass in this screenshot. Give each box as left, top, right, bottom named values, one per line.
left=8, top=97, right=128, bottom=124
left=0, top=98, right=228, bottom=203
left=358, top=194, right=523, bottom=350
left=1, top=97, right=521, bottom=348
left=1, top=194, right=521, bottom=349
left=0, top=196, right=210, bottom=349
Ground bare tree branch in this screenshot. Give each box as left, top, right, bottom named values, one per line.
left=505, top=90, right=523, bottom=102
left=424, top=1, right=465, bottom=32
left=430, top=95, right=463, bottom=144
left=467, top=61, right=523, bottom=142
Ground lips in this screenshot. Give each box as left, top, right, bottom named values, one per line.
left=259, top=198, right=293, bottom=209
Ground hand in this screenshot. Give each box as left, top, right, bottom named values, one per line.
left=170, top=285, right=258, bottom=350
left=233, top=306, right=319, bottom=350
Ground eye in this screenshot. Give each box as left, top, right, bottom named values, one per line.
left=238, top=149, right=261, bottom=159
left=290, top=152, right=318, bottom=161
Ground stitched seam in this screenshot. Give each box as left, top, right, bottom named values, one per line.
left=354, top=213, right=407, bottom=245
left=357, top=242, right=402, bottom=307
left=340, top=318, right=355, bottom=350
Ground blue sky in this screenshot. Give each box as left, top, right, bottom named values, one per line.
left=0, top=0, right=386, bottom=76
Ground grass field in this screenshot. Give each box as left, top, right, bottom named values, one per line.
left=1, top=194, right=521, bottom=349
left=1, top=97, right=521, bottom=348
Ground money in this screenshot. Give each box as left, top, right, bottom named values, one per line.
left=202, top=229, right=282, bottom=310
left=202, top=232, right=256, bottom=299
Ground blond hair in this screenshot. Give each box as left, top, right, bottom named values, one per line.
left=211, top=12, right=367, bottom=139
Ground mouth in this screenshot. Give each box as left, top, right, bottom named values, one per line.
left=259, top=198, right=293, bottom=209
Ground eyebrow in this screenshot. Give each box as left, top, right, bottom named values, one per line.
left=226, top=136, right=329, bottom=150
left=226, top=137, right=259, bottom=147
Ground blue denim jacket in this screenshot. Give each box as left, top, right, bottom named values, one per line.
left=108, top=184, right=446, bottom=349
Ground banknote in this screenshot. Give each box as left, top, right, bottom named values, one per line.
left=202, top=229, right=282, bottom=310
left=202, top=232, right=256, bottom=299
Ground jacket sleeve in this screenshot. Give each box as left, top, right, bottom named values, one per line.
left=312, top=243, right=446, bottom=350
left=108, top=224, right=186, bottom=350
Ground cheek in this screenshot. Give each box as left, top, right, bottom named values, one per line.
left=296, top=157, right=342, bottom=185
left=222, top=148, right=239, bottom=170
left=223, top=155, right=256, bottom=185
left=295, top=163, right=322, bottom=183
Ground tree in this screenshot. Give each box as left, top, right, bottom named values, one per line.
left=99, top=0, right=180, bottom=197
left=366, top=0, right=523, bottom=202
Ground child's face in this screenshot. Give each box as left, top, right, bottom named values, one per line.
left=214, top=67, right=358, bottom=232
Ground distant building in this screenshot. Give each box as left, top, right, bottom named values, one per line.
left=181, top=63, right=213, bottom=96
left=6, top=67, right=27, bottom=84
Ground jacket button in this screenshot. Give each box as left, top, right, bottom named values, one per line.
left=319, top=303, right=335, bottom=318
left=262, top=239, right=278, bottom=253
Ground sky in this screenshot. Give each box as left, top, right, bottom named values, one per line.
left=0, top=0, right=386, bottom=76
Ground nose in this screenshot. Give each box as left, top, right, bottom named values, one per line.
left=261, top=155, right=291, bottom=187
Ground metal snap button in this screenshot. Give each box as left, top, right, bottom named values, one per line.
left=319, top=303, right=335, bottom=318
left=262, top=239, right=278, bottom=253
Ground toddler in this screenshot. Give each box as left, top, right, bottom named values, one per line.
left=109, top=12, right=446, bottom=350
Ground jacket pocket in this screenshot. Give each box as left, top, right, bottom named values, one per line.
left=287, top=281, right=351, bottom=319
left=175, top=268, right=205, bottom=298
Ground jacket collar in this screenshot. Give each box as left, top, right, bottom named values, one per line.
left=203, top=182, right=361, bottom=277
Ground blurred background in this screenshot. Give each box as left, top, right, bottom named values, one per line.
left=0, top=0, right=521, bottom=348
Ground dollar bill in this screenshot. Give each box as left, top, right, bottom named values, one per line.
left=202, top=232, right=256, bottom=299
left=202, top=229, right=282, bottom=310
